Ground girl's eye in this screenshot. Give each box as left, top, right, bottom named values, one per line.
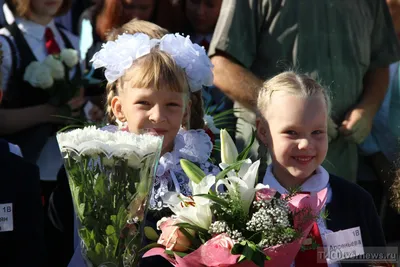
left=167, top=102, right=181, bottom=107
left=285, top=130, right=297, bottom=135
left=136, top=101, right=150, bottom=105
left=312, top=130, right=324, bottom=135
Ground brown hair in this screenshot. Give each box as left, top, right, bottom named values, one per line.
left=105, top=19, right=205, bottom=129
left=106, top=18, right=168, bottom=41
left=95, top=0, right=123, bottom=41
left=11, top=0, right=72, bottom=17
left=257, top=71, right=331, bottom=118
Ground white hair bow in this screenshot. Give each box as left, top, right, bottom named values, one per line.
left=90, top=33, right=214, bottom=92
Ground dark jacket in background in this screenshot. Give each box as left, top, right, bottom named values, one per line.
left=0, top=139, right=47, bottom=267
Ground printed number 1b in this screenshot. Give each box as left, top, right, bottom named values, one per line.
left=3, top=206, right=11, bottom=213
left=352, top=230, right=360, bottom=237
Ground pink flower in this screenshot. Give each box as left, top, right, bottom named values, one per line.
left=157, top=217, right=193, bottom=252
left=205, top=233, right=235, bottom=250
left=255, top=184, right=277, bottom=202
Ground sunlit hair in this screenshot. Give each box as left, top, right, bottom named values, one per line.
left=11, top=0, right=72, bottom=17
left=106, top=18, right=168, bottom=42
left=105, top=19, right=205, bottom=129
left=106, top=48, right=190, bottom=124
left=257, top=71, right=331, bottom=119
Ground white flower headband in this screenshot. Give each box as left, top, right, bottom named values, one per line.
left=90, top=33, right=214, bottom=92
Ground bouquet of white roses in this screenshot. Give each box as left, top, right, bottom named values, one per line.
left=57, top=126, right=163, bottom=266
left=144, top=129, right=327, bottom=267
left=24, top=48, right=85, bottom=107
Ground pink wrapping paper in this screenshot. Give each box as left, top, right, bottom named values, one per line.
left=143, top=188, right=328, bottom=267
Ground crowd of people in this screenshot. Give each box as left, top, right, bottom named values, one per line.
left=0, top=0, right=400, bottom=266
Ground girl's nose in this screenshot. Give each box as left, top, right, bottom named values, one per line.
left=149, top=105, right=166, bottom=123
left=298, top=138, right=310, bottom=150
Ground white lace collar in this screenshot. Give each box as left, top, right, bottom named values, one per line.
left=262, top=165, right=329, bottom=194
left=156, top=128, right=213, bottom=176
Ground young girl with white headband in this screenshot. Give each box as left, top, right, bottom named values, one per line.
left=68, top=31, right=219, bottom=266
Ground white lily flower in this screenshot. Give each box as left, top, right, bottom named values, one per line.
left=216, top=160, right=260, bottom=213
left=220, top=129, right=238, bottom=164
left=219, top=158, right=253, bottom=178
left=162, top=192, right=212, bottom=230
left=190, top=174, right=215, bottom=196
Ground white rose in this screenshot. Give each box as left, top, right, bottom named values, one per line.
left=44, top=55, right=65, bottom=80
left=23, top=62, right=54, bottom=89
left=23, top=61, right=39, bottom=83
left=60, top=48, right=79, bottom=68
left=203, top=114, right=220, bottom=134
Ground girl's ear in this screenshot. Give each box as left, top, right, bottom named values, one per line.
left=111, top=96, right=126, bottom=122
left=182, top=99, right=192, bottom=129
left=256, top=117, right=269, bottom=147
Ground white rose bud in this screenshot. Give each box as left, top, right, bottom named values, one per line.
left=44, top=55, right=65, bottom=80
left=23, top=61, right=39, bottom=84
left=24, top=62, right=54, bottom=89
left=60, top=49, right=79, bottom=68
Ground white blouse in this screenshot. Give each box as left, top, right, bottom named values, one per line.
left=0, top=17, right=81, bottom=90
left=0, top=18, right=85, bottom=181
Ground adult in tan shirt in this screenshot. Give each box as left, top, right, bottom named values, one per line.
left=209, top=0, right=400, bottom=181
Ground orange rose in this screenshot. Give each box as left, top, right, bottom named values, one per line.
left=157, top=217, right=193, bottom=252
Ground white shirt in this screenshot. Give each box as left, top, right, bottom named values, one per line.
left=8, top=142, right=22, bottom=157
left=0, top=18, right=82, bottom=181
left=0, top=17, right=80, bottom=90
left=0, top=2, right=14, bottom=26
left=263, top=165, right=340, bottom=267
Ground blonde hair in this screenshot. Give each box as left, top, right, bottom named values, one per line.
left=106, top=49, right=190, bottom=124
left=105, top=19, right=205, bottom=129
left=106, top=18, right=169, bottom=42
left=257, top=71, right=331, bottom=118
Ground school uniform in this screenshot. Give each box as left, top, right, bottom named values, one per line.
left=263, top=165, right=386, bottom=267
left=0, top=139, right=47, bottom=267
left=0, top=18, right=83, bottom=266
left=0, top=18, right=82, bottom=172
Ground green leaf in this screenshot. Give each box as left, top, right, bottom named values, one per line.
left=239, top=254, right=247, bottom=262
left=236, top=129, right=256, bottom=162
left=94, top=174, right=106, bottom=197
left=180, top=159, right=206, bottom=184
left=231, top=241, right=268, bottom=267
left=247, top=231, right=263, bottom=243
left=144, top=226, right=159, bottom=241
left=179, top=227, right=201, bottom=248
left=173, top=222, right=209, bottom=234
left=106, top=225, right=116, bottom=236
left=193, top=194, right=230, bottom=208
left=95, top=243, right=105, bottom=255
left=215, top=160, right=246, bottom=181
left=231, top=241, right=245, bottom=255
left=165, top=250, right=188, bottom=258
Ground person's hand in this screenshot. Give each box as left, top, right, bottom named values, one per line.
left=67, top=95, right=86, bottom=118
left=328, top=117, right=339, bottom=142
left=339, top=107, right=374, bottom=144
